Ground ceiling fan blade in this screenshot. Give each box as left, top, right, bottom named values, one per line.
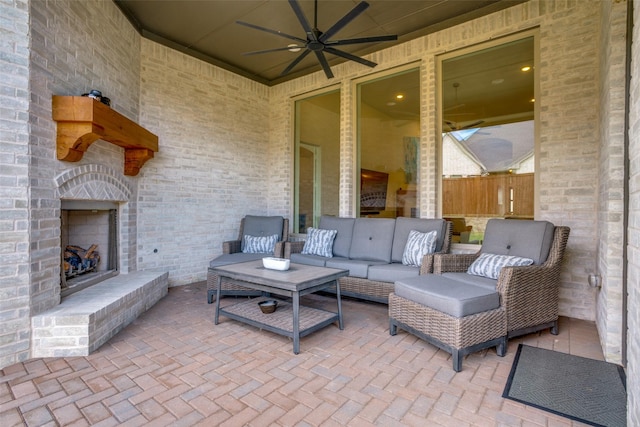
left=288, top=0, right=316, bottom=41
left=327, top=34, right=397, bottom=46
left=461, top=120, right=485, bottom=129
left=236, top=20, right=306, bottom=44
left=281, top=49, right=312, bottom=76
left=242, top=46, right=300, bottom=56
left=314, top=51, right=334, bottom=79
left=320, top=1, right=369, bottom=42
left=324, top=47, right=376, bottom=68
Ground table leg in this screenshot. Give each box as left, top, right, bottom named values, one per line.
left=293, top=292, right=300, bottom=354
left=335, top=279, right=344, bottom=330
left=214, top=276, right=222, bottom=325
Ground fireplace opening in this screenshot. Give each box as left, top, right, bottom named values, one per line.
left=60, top=201, right=119, bottom=297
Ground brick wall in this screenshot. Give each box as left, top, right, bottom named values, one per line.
left=137, top=40, right=274, bottom=285
left=597, top=0, right=627, bottom=364
left=0, top=0, right=31, bottom=367
left=0, top=0, right=142, bottom=367
left=627, top=1, right=639, bottom=424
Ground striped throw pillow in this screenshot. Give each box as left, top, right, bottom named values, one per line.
left=467, top=253, right=534, bottom=279
left=402, top=230, right=438, bottom=266
left=301, top=228, right=338, bottom=258
left=242, top=234, right=278, bottom=254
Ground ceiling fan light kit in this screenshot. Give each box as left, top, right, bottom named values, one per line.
left=237, top=0, right=397, bottom=79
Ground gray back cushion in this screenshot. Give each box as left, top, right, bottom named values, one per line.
left=481, top=219, right=555, bottom=265
left=319, top=216, right=355, bottom=258
left=349, top=218, right=396, bottom=262
left=391, top=218, right=448, bottom=263
left=241, top=215, right=284, bottom=249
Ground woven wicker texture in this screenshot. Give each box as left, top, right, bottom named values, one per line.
left=221, top=297, right=337, bottom=333
left=389, top=293, right=506, bottom=348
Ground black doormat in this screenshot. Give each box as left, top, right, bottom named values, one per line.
left=503, top=344, right=626, bottom=427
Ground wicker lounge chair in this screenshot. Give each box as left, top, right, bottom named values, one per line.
left=207, top=216, right=289, bottom=303
left=389, top=219, right=570, bottom=371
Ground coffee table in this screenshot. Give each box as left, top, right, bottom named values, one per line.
left=211, top=260, right=349, bottom=354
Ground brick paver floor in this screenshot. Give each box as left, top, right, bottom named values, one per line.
left=1, top=281, right=604, bottom=426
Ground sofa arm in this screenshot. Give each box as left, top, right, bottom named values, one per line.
left=433, top=253, right=479, bottom=274
left=497, top=263, right=561, bottom=332
left=222, top=240, right=242, bottom=254
left=284, top=241, right=305, bottom=259
left=419, top=254, right=435, bottom=274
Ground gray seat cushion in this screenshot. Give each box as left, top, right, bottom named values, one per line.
left=209, top=252, right=266, bottom=268
left=290, top=253, right=350, bottom=267
left=325, top=258, right=387, bottom=278
left=441, top=272, right=497, bottom=290
left=349, top=218, right=396, bottom=262
left=318, top=216, right=355, bottom=258
left=367, top=263, right=420, bottom=283
left=395, top=275, right=500, bottom=318
left=391, top=218, right=448, bottom=263
left=481, top=219, right=555, bottom=265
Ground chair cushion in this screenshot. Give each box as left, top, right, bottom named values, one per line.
left=302, top=227, right=337, bottom=257
left=209, top=252, right=266, bottom=268
left=402, top=230, right=438, bottom=266
left=241, top=215, right=284, bottom=250
left=391, top=218, right=447, bottom=262
left=325, top=258, right=387, bottom=278
left=319, top=216, right=355, bottom=258
left=367, top=263, right=419, bottom=283
left=441, top=272, right=497, bottom=290
left=349, top=218, right=396, bottom=262
left=290, top=253, right=343, bottom=267
left=395, top=275, right=501, bottom=318
left=467, top=253, right=534, bottom=279
left=242, top=234, right=278, bottom=254
left=481, top=219, right=555, bottom=264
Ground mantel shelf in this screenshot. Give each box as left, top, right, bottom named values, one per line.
left=52, top=96, right=158, bottom=176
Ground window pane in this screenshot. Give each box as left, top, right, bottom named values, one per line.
left=294, top=91, right=340, bottom=233
left=358, top=68, right=420, bottom=218
left=441, top=36, right=535, bottom=244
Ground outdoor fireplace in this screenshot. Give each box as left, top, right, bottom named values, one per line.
left=60, top=200, right=118, bottom=297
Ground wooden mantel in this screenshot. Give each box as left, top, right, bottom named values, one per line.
left=52, top=96, right=158, bottom=176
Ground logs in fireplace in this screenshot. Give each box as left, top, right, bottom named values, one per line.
left=64, top=244, right=100, bottom=279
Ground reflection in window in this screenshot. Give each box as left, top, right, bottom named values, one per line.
left=440, top=36, right=535, bottom=243
left=294, top=90, right=340, bottom=233
left=358, top=68, right=420, bottom=218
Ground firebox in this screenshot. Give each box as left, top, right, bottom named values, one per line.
left=60, top=200, right=118, bottom=297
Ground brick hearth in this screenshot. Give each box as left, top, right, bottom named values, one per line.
left=31, top=271, right=168, bottom=357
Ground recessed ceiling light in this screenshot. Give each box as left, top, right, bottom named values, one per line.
left=521, top=65, right=532, bottom=72
left=492, top=78, right=504, bottom=85
left=287, top=44, right=301, bottom=52
left=386, top=102, right=396, bottom=106
left=530, top=98, right=535, bottom=103
left=396, top=94, right=404, bottom=100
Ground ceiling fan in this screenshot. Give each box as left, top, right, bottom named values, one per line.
left=237, top=0, right=398, bottom=79
left=444, top=119, right=485, bottom=131
left=443, top=82, right=484, bottom=130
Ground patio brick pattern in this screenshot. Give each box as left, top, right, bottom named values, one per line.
left=1, top=282, right=602, bottom=426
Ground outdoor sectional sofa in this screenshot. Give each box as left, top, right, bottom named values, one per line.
left=284, top=216, right=452, bottom=303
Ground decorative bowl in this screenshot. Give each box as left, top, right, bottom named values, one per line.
left=258, top=300, right=278, bottom=314
left=262, top=257, right=290, bottom=271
